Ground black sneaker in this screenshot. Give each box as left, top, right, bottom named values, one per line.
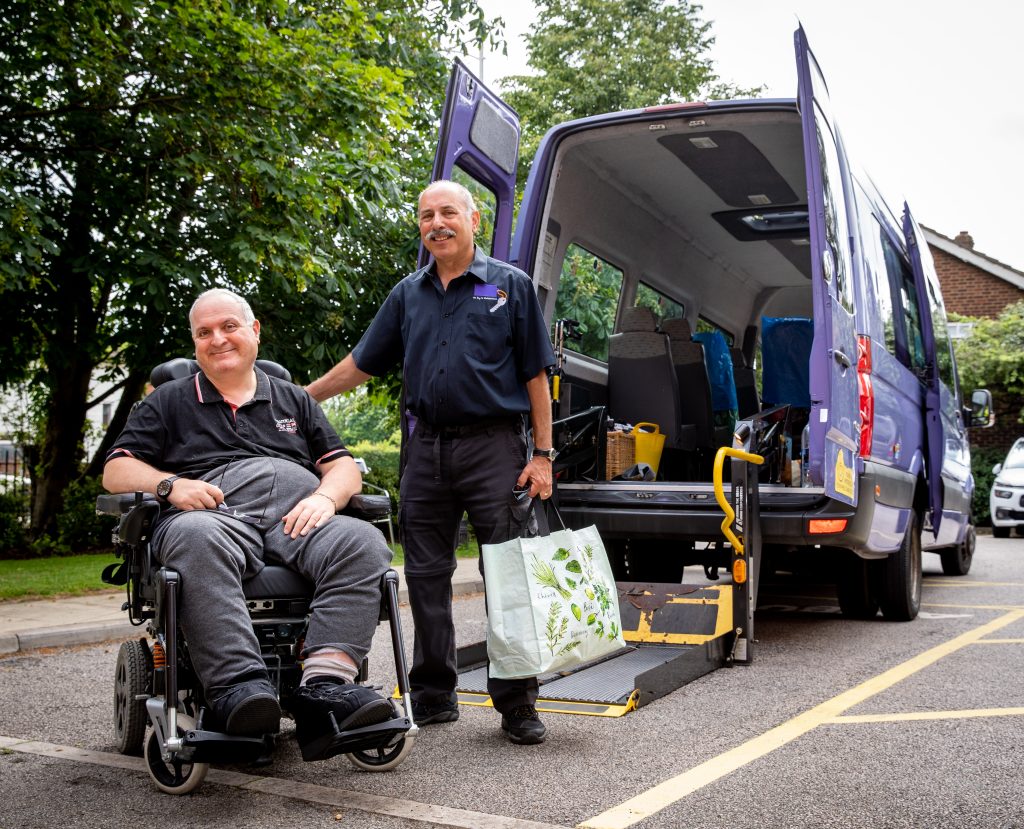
left=208, top=678, right=281, bottom=736
left=287, top=678, right=395, bottom=761
left=500, top=705, right=546, bottom=745
left=410, top=696, right=460, bottom=725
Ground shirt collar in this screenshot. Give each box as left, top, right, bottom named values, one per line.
left=421, top=245, right=489, bottom=290
left=194, top=367, right=272, bottom=405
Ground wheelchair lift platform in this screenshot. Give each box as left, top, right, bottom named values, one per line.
left=455, top=580, right=740, bottom=718
left=454, top=430, right=764, bottom=718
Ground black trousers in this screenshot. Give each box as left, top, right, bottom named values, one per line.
left=399, top=418, right=538, bottom=714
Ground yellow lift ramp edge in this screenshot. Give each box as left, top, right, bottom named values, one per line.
left=453, top=425, right=765, bottom=718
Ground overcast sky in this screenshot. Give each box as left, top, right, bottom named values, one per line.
left=473, top=0, right=1024, bottom=271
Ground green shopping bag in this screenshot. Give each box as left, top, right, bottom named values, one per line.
left=482, top=523, right=626, bottom=680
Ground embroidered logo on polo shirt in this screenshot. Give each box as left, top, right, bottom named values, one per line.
left=275, top=417, right=298, bottom=433
left=473, top=283, right=498, bottom=300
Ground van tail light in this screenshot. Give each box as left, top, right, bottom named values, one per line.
left=857, top=335, right=873, bottom=458
left=809, top=518, right=848, bottom=534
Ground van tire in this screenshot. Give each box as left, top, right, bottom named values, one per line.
left=879, top=510, right=922, bottom=621
left=993, top=526, right=1010, bottom=539
left=608, top=539, right=686, bottom=584
left=939, top=525, right=974, bottom=576
left=836, top=551, right=879, bottom=619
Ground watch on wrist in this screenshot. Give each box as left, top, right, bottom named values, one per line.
left=156, top=475, right=180, bottom=500
left=533, top=447, right=557, bottom=460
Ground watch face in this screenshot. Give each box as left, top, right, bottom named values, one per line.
left=157, top=478, right=173, bottom=498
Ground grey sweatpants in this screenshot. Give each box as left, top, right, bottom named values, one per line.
left=152, top=457, right=392, bottom=696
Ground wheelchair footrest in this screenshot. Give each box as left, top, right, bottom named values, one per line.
left=182, top=728, right=273, bottom=765
left=299, top=714, right=412, bottom=762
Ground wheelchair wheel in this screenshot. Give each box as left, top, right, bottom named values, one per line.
left=114, top=639, right=151, bottom=756
left=143, top=714, right=209, bottom=795
left=346, top=734, right=414, bottom=772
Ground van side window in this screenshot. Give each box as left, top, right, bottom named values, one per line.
left=635, top=282, right=684, bottom=326
left=554, top=243, right=624, bottom=362
left=696, top=317, right=735, bottom=345
left=451, top=166, right=497, bottom=257
left=812, top=110, right=855, bottom=313
left=878, top=232, right=927, bottom=376
left=922, top=269, right=956, bottom=391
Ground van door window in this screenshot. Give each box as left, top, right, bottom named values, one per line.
left=553, top=243, right=624, bottom=362
left=635, top=282, right=684, bottom=327
left=812, top=109, right=855, bottom=314
left=451, top=166, right=498, bottom=257
left=880, top=234, right=927, bottom=377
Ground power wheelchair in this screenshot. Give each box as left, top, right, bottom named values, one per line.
left=96, top=358, right=416, bottom=794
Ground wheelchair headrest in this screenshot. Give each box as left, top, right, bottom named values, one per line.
left=150, top=358, right=292, bottom=387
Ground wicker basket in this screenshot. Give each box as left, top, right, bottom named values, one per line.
left=605, top=430, right=635, bottom=479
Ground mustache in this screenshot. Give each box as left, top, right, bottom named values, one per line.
left=426, top=228, right=456, bottom=241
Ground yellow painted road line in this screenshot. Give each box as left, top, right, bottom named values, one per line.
left=579, top=608, right=1024, bottom=829
left=972, top=638, right=1024, bottom=644
left=922, top=580, right=1024, bottom=588
left=922, top=602, right=1024, bottom=611
left=0, top=737, right=566, bottom=829
left=828, top=707, right=1024, bottom=724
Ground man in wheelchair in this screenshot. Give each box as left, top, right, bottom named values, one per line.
left=103, top=288, right=397, bottom=763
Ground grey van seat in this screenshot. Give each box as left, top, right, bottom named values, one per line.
left=660, top=318, right=715, bottom=449
left=730, top=347, right=761, bottom=418
left=607, top=306, right=686, bottom=450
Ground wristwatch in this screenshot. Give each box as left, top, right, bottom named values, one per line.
left=156, top=475, right=180, bottom=500
left=533, top=447, right=557, bottom=461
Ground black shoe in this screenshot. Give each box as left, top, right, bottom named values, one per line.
left=209, top=678, right=281, bottom=736
left=411, top=696, right=460, bottom=725
left=500, top=705, right=546, bottom=745
left=287, top=678, right=395, bottom=762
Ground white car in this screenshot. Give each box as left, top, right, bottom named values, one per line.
left=991, top=438, right=1024, bottom=538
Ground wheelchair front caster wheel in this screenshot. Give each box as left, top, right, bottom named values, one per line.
left=114, top=639, right=150, bottom=756
left=143, top=715, right=209, bottom=794
left=347, top=734, right=414, bottom=772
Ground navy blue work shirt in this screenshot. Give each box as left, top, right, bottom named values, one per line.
left=351, top=247, right=555, bottom=427
left=105, top=368, right=351, bottom=478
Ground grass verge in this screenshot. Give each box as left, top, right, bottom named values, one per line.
left=0, top=539, right=479, bottom=601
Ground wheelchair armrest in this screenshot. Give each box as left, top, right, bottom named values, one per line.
left=96, top=492, right=159, bottom=516
left=342, top=492, right=391, bottom=521
left=96, top=492, right=161, bottom=545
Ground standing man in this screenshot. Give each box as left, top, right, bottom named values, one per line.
left=307, top=180, right=556, bottom=745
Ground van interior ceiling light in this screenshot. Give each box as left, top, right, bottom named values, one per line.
left=689, top=136, right=718, bottom=149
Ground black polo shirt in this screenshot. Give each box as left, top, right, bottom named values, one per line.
left=105, top=368, right=350, bottom=478
left=351, top=246, right=555, bottom=427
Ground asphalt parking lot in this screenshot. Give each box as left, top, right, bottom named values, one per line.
left=1, top=533, right=1022, bottom=829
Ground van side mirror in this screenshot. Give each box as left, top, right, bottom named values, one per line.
left=968, top=389, right=994, bottom=428
left=993, top=463, right=1003, bottom=475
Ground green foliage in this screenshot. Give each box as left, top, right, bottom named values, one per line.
left=0, top=0, right=502, bottom=535
left=553, top=244, right=623, bottom=361
left=348, top=440, right=401, bottom=511
left=0, top=488, right=29, bottom=554
left=951, top=302, right=1024, bottom=424
left=324, top=388, right=400, bottom=445
left=498, top=0, right=761, bottom=184
left=970, top=446, right=1005, bottom=527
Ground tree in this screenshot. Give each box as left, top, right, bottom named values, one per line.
left=952, top=302, right=1024, bottom=425
left=0, top=0, right=501, bottom=542
left=498, top=0, right=759, bottom=182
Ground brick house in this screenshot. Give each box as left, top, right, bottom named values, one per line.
left=923, top=226, right=1024, bottom=453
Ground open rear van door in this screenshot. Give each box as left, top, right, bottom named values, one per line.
left=903, top=205, right=944, bottom=535
left=794, top=26, right=860, bottom=507
left=420, top=58, right=520, bottom=268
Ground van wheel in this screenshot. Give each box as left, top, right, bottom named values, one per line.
left=940, top=525, right=974, bottom=576
left=993, top=526, right=1010, bottom=538
left=608, top=539, right=686, bottom=584
left=836, top=551, right=879, bottom=619
left=879, top=511, right=922, bottom=621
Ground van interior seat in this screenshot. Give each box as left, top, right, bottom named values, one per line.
left=761, top=317, right=813, bottom=408
left=692, top=330, right=739, bottom=437
left=607, top=306, right=686, bottom=450
left=660, top=318, right=715, bottom=449
left=730, top=346, right=761, bottom=418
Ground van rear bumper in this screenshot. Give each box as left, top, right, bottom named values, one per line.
left=556, top=461, right=915, bottom=555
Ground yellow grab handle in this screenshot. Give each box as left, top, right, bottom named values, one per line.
left=552, top=374, right=561, bottom=402
left=634, top=422, right=660, bottom=434
left=712, top=445, right=764, bottom=554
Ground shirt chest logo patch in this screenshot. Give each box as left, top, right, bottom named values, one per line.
left=473, top=283, right=507, bottom=312
left=275, top=417, right=298, bottom=434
